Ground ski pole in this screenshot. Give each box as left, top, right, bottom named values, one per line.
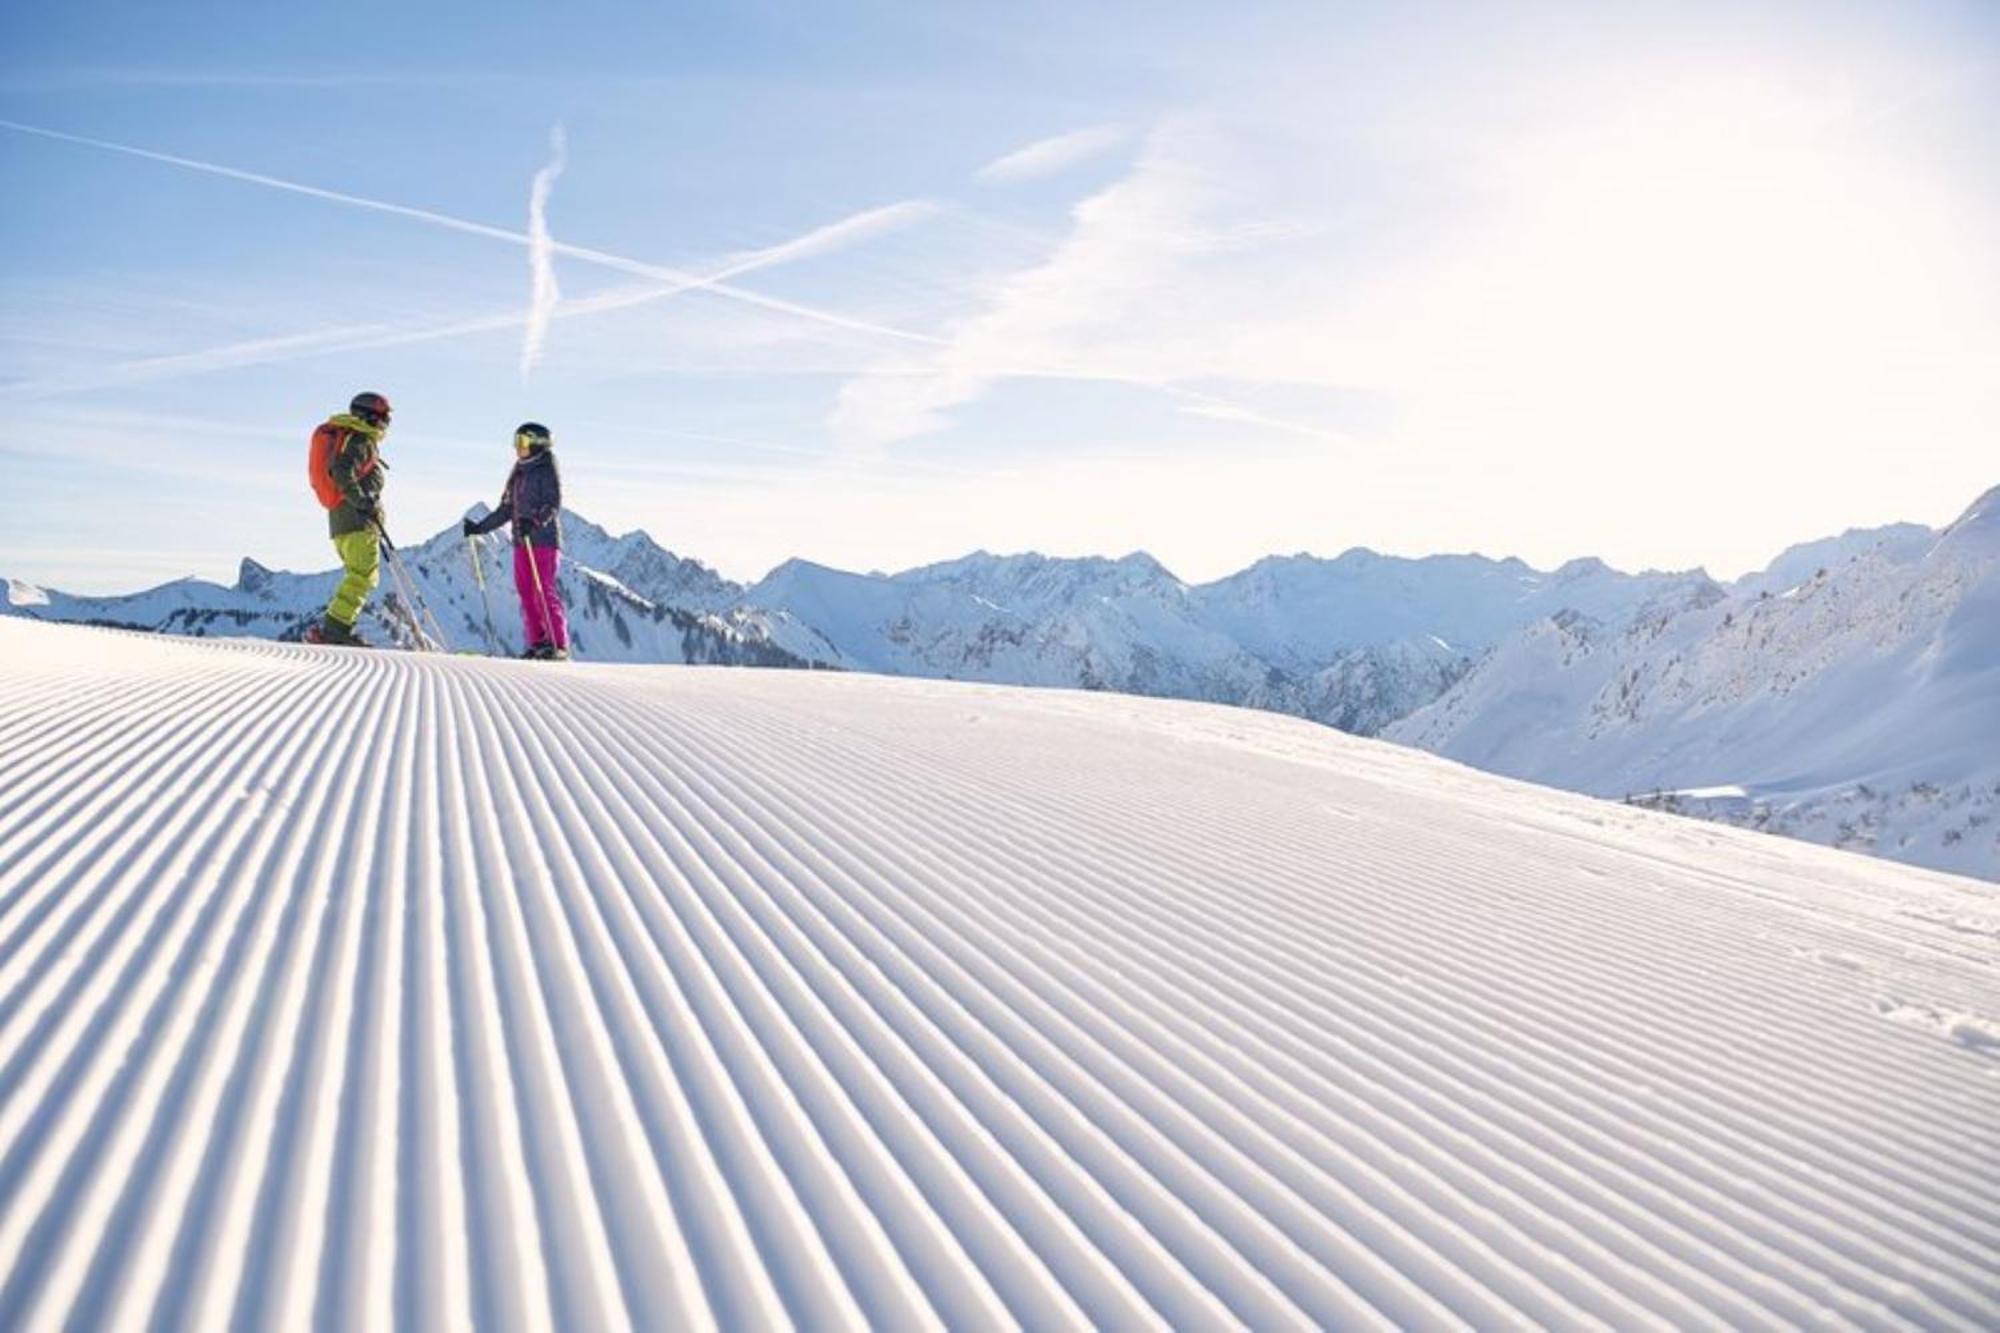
left=467, top=532, right=500, bottom=653
left=382, top=546, right=437, bottom=652
left=395, top=547, right=453, bottom=653
left=522, top=533, right=567, bottom=658
left=373, top=521, right=450, bottom=653
left=367, top=519, right=426, bottom=651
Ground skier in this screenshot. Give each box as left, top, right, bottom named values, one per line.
left=304, top=390, right=393, bottom=646
left=463, top=422, right=569, bottom=659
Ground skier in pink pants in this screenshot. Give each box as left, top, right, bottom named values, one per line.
left=463, top=422, right=570, bottom=659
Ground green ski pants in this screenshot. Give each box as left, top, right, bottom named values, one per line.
left=326, top=528, right=381, bottom=627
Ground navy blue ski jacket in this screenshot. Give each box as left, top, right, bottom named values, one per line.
left=468, top=449, right=562, bottom=550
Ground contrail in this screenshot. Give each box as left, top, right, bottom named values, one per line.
left=1, top=118, right=1334, bottom=442
left=0, top=202, right=942, bottom=399
left=0, top=117, right=940, bottom=348
left=0, top=117, right=537, bottom=244
left=707, top=200, right=941, bottom=277
left=520, top=122, right=568, bottom=379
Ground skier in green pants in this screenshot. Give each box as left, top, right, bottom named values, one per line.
left=305, top=391, right=393, bottom=646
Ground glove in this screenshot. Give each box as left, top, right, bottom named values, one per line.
left=462, top=517, right=479, bottom=537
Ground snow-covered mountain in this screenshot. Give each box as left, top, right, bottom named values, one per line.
left=2, top=509, right=816, bottom=670
left=1191, top=548, right=1714, bottom=665
left=561, top=511, right=744, bottom=614
left=743, top=546, right=1712, bottom=730
left=1727, top=520, right=1935, bottom=598
left=14, top=492, right=1994, bottom=880
left=1391, top=485, right=2000, bottom=881
left=747, top=550, right=1275, bottom=700
left=7, top=516, right=1706, bottom=736
left=0, top=615, right=1993, bottom=1329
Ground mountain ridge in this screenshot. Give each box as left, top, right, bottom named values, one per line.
left=5, top=507, right=1706, bottom=731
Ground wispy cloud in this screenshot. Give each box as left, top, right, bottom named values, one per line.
left=834, top=120, right=1219, bottom=449
left=520, top=123, right=568, bottom=379
left=1167, top=390, right=1346, bottom=442
left=975, top=124, right=1130, bottom=183
left=832, top=119, right=1344, bottom=451
left=0, top=321, right=398, bottom=400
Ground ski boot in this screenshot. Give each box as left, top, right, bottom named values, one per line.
left=305, top=614, right=367, bottom=647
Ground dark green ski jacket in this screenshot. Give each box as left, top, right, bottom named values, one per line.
left=324, top=413, right=388, bottom=539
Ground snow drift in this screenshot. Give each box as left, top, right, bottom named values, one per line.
left=0, top=617, right=1995, bottom=1330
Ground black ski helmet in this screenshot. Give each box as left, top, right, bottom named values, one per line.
left=349, top=391, right=392, bottom=427
left=514, top=421, right=552, bottom=452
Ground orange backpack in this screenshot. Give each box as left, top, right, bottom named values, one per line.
left=308, top=421, right=373, bottom=510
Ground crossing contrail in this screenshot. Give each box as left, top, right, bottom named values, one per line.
left=1, top=117, right=1335, bottom=444
left=0, top=204, right=941, bottom=400
left=0, top=117, right=943, bottom=348
left=0, top=118, right=943, bottom=398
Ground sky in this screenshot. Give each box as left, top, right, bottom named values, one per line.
left=3, top=0, right=1997, bottom=593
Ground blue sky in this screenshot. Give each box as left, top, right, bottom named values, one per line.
left=4, top=1, right=1997, bottom=592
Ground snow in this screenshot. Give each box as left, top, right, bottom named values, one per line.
left=1390, top=487, right=2000, bottom=881
left=6, top=484, right=1997, bottom=884
left=1730, top=523, right=1934, bottom=599
left=0, top=511, right=1723, bottom=747
left=1188, top=551, right=1712, bottom=669
left=0, top=615, right=1994, bottom=1330
left=0, top=515, right=817, bottom=671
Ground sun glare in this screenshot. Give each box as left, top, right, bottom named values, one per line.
left=1483, top=76, right=1986, bottom=446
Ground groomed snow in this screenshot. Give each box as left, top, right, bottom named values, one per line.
left=0, top=617, right=1994, bottom=1330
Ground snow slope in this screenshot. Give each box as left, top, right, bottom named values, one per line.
left=1390, top=486, right=2000, bottom=881
left=0, top=617, right=1995, bottom=1330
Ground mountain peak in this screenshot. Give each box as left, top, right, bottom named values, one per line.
left=759, top=556, right=845, bottom=586
left=1112, top=550, right=1176, bottom=582
left=5, top=578, right=50, bottom=608
left=1554, top=556, right=1610, bottom=579
left=236, top=558, right=273, bottom=595
left=559, top=508, right=614, bottom=545
left=1943, top=483, right=2000, bottom=537
left=1926, top=481, right=2000, bottom=567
